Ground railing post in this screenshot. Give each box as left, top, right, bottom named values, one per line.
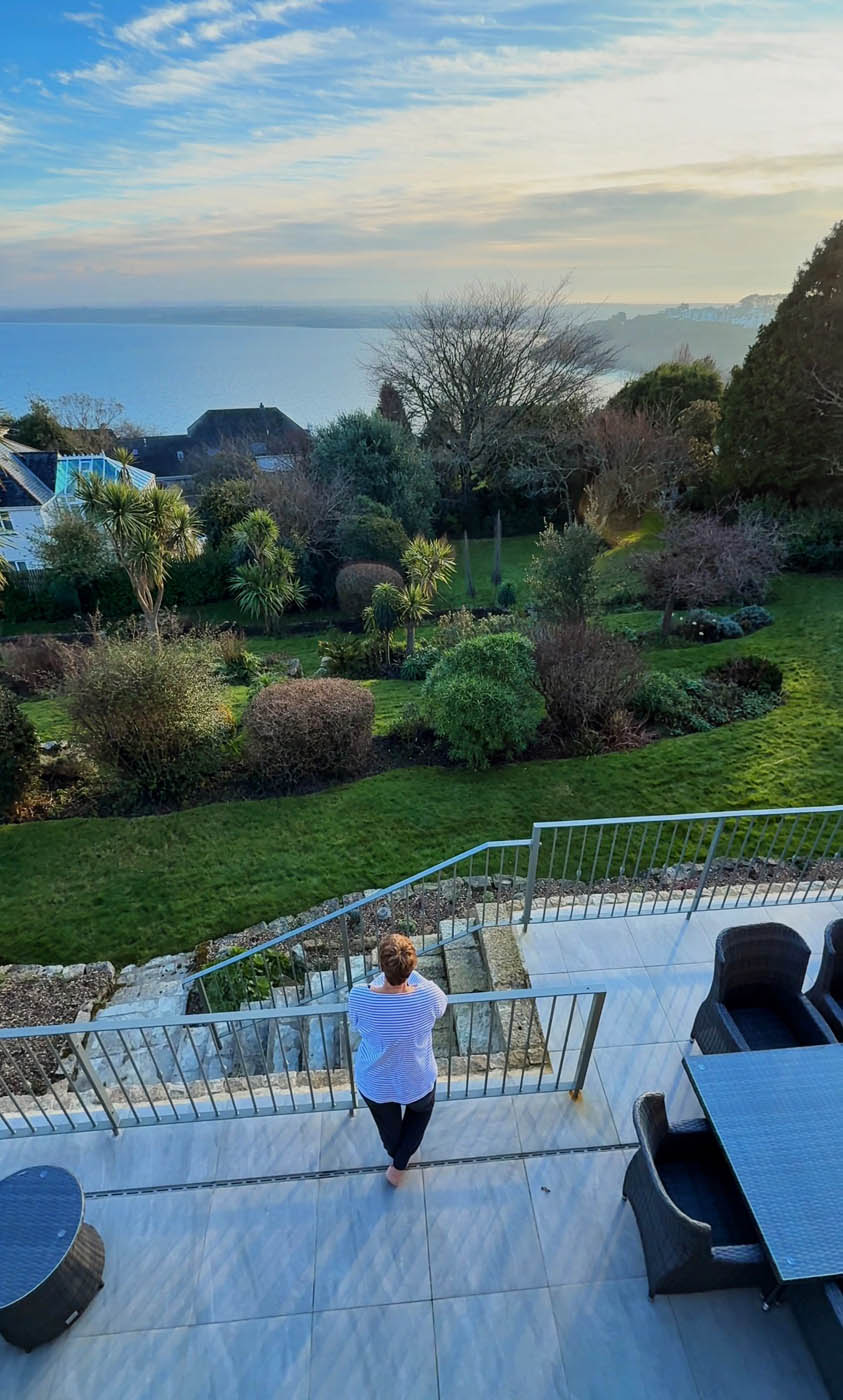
left=686, top=815, right=726, bottom=919
left=522, top=824, right=542, bottom=926
left=569, top=991, right=605, bottom=1099
left=69, top=1031, right=121, bottom=1136
left=340, top=912, right=354, bottom=992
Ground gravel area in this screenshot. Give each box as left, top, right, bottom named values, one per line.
left=0, top=961, right=115, bottom=1095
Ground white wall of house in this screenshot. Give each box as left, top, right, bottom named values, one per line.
left=0, top=506, right=44, bottom=570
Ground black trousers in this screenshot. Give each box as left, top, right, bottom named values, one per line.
left=362, top=1087, right=436, bottom=1170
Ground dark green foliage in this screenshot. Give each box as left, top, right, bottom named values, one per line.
left=462, top=530, right=476, bottom=600
left=167, top=550, right=232, bottom=608
left=203, top=944, right=293, bottom=1013
left=524, top=522, right=602, bottom=619
left=66, top=638, right=232, bottom=801
left=674, top=610, right=743, bottom=643
left=8, top=398, right=75, bottom=452
left=422, top=632, right=539, bottom=768
left=318, top=632, right=405, bottom=679
left=718, top=221, right=843, bottom=502
left=335, top=561, right=403, bottom=617
left=0, top=571, right=83, bottom=624
left=491, top=510, right=502, bottom=586
left=706, top=656, right=783, bottom=695
left=198, top=478, right=256, bottom=549
left=337, top=506, right=409, bottom=567
left=310, top=410, right=434, bottom=533
left=33, top=511, right=111, bottom=611
left=632, top=671, right=717, bottom=734
left=399, top=645, right=440, bottom=681
left=632, top=666, right=780, bottom=735
left=497, top=582, right=517, bottom=608
left=242, top=678, right=374, bottom=789
left=376, top=382, right=410, bottom=430
left=0, top=684, right=39, bottom=819
left=739, top=500, right=843, bottom=572
left=730, top=605, right=773, bottom=634
left=609, top=361, right=723, bottom=422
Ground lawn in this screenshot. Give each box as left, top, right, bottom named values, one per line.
left=2, top=572, right=840, bottom=969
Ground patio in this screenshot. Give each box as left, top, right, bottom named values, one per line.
left=0, top=902, right=839, bottom=1399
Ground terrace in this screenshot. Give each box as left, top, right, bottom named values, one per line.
left=1, top=892, right=839, bottom=1399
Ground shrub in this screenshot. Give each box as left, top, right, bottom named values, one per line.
left=434, top=608, right=479, bottom=651
left=497, top=582, right=517, bottom=609
left=317, top=632, right=405, bottom=679
left=706, top=656, right=783, bottom=694
left=67, top=637, right=232, bottom=801
left=0, top=684, right=39, bottom=819
left=631, top=671, right=713, bottom=734
left=335, top=562, right=403, bottom=617
left=673, top=609, right=744, bottom=643
left=400, top=645, right=439, bottom=681
left=337, top=508, right=410, bottom=567
left=422, top=633, right=539, bottom=768
left=167, top=549, right=232, bottom=608
left=524, top=522, right=602, bottom=620
left=643, top=513, right=783, bottom=635
left=242, top=678, right=374, bottom=788
left=730, top=605, right=773, bottom=634
left=533, top=622, right=642, bottom=746
left=0, top=635, right=87, bottom=697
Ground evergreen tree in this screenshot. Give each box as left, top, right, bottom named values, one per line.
left=608, top=360, right=722, bottom=423
left=718, top=221, right=843, bottom=502
left=462, top=529, right=475, bottom=600
left=376, top=381, right=410, bottom=431
left=491, top=510, right=502, bottom=587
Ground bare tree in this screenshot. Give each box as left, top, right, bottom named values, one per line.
left=580, top=406, right=685, bottom=531
left=369, top=281, right=614, bottom=513
left=254, top=454, right=352, bottom=560
left=643, top=513, right=784, bottom=637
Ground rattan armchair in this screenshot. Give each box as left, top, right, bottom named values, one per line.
left=806, top=918, right=843, bottom=1041
left=622, top=1093, right=770, bottom=1298
left=690, top=922, right=837, bottom=1054
left=791, top=1279, right=843, bottom=1400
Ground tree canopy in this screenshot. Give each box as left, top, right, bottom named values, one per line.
left=608, top=360, right=723, bottom=422
left=310, top=409, right=434, bottom=533
left=717, top=220, right=843, bottom=502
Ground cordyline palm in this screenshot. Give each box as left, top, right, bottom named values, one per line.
left=230, top=511, right=306, bottom=632
left=75, top=474, right=199, bottom=641
left=112, top=446, right=137, bottom=480
left=401, top=534, right=456, bottom=653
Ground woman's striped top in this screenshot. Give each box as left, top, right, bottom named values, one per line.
left=348, top=971, right=448, bottom=1105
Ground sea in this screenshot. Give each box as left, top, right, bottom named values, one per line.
left=1, top=320, right=631, bottom=435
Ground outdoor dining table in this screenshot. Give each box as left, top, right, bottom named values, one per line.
left=684, top=1043, right=843, bottom=1306
left=0, top=1164, right=105, bottom=1351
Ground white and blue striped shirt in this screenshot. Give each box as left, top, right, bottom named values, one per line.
left=348, top=971, right=448, bottom=1104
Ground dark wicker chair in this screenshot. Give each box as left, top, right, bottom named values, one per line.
left=622, top=1092, right=770, bottom=1297
left=806, top=918, right=843, bottom=1041
left=690, top=922, right=837, bottom=1054
left=791, top=1279, right=843, bottom=1400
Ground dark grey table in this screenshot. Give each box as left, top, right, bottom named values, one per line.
left=0, top=1165, right=105, bottom=1351
left=684, top=1044, right=843, bottom=1295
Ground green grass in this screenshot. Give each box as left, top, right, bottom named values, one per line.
left=19, top=697, right=74, bottom=742
left=437, top=533, right=537, bottom=610
left=2, top=572, right=839, bottom=968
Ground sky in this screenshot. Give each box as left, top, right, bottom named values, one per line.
left=1, top=0, right=842, bottom=306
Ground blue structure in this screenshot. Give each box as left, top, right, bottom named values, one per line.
left=54, top=454, right=155, bottom=495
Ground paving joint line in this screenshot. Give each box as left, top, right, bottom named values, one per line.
left=86, top=1140, right=636, bottom=1198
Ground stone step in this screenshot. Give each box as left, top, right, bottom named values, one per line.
left=443, top=941, right=500, bottom=1055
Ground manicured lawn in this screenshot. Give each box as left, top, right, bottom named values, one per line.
left=437, top=533, right=537, bottom=610
left=2, top=573, right=839, bottom=969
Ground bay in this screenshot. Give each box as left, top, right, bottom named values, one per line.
left=2, top=321, right=630, bottom=435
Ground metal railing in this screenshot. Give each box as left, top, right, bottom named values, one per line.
left=184, top=838, right=531, bottom=1014
left=0, top=985, right=604, bottom=1139
left=522, top=805, right=843, bottom=924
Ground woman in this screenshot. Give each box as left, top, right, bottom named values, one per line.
left=348, top=933, right=448, bottom=1186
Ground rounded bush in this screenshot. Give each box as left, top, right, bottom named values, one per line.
left=67, top=638, right=232, bottom=801
left=533, top=622, right=642, bottom=744
left=0, top=684, right=39, bottom=819
left=674, top=609, right=744, bottom=643
left=497, top=582, right=517, bottom=609
left=400, top=646, right=440, bottom=681
left=242, top=678, right=374, bottom=788
left=337, top=510, right=409, bottom=568
left=730, top=605, right=773, bottom=634
left=422, top=632, right=539, bottom=768
left=335, top=562, right=403, bottom=617
left=631, top=671, right=712, bottom=735
left=706, top=656, right=783, bottom=694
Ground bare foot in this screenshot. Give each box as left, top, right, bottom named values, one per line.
left=385, top=1164, right=405, bottom=1187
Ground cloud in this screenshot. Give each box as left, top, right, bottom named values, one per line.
left=63, top=9, right=103, bottom=25
left=125, top=26, right=352, bottom=104
left=115, top=1, right=233, bottom=49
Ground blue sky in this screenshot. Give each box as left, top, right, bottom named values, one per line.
left=1, top=0, right=841, bottom=305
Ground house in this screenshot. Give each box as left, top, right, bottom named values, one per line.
left=121, top=404, right=310, bottom=483
left=0, top=435, right=155, bottom=572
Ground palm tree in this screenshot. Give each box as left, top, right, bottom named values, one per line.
left=400, top=534, right=456, bottom=653
left=230, top=510, right=306, bottom=633
left=112, top=446, right=137, bottom=481
left=75, top=474, right=199, bottom=641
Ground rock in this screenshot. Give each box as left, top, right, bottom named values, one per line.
left=285, top=657, right=303, bottom=678
left=39, top=740, right=66, bottom=754
left=59, top=964, right=88, bottom=981
left=376, top=903, right=392, bottom=924
left=266, top=1019, right=303, bottom=1074
left=306, top=1011, right=339, bottom=1070
left=659, top=863, right=703, bottom=887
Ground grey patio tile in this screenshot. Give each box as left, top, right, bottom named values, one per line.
left=694, top=902, right=832, bottom=956
left=313, top=1169, right=429, bottom=1310
left=310, top=1301, right=436, bottom=1400
left=584, top=968, right=674, bottom=1048
left=198, top=1314, right=311, bottom=1399
left=595, top=1040, right=703, bottom=1143
left=74, top=1189, right=211, bottom=1335
left=420, top=1094, right=521, bottom=1160
left=525, top=1149, right=645, bottom=1287
left=513, top=1057, right=618, bottom=1152
left=194, top=1180, right=317, bottom=1322
left=646, top=962, right=712, bottom=1041
left=627, top=913, right=715, bottom=967
left=423, top=1158, right=546, bottom=1298
left=528, top=972, right=585, bottom=1052
left=435, top=1288, right=569, bottom=1399
left=553, top=917, right=644, bottom=973
left=0, top=1327, right=70, bottom=1400
left=550, top=1278, right=699, bottom=1400
left=517, top=922, right=568, bottom=974
left=214, top=1110, right=321, bottom=1178
left=670, top=1290, right=829, bottom=1400
left=13, top=1324, right=205, bottom=1400
left=319, top=1103, right=391, bottom=1170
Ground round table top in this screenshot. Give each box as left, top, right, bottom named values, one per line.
left=0, top=1165, right=84, bottom=1310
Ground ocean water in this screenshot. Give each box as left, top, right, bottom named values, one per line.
left=1, top=321, right=630, bottom=435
